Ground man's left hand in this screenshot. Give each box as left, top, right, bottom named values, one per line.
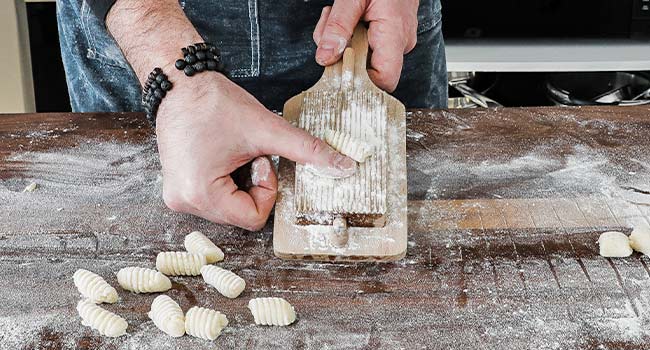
left=312, top=0, right=419, bottom=92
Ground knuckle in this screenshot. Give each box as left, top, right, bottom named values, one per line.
left=162, top=188, right=185, bottom=213
left=183, top=187, right=207, bottom=212
left=305, top=137, right=327, bottom=156
left=326, top=18, right=351, bottom=37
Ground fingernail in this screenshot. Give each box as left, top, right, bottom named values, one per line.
left=316, top=35, right=347, bottom=65
left=316, top=47, right=335, bottom=65
left=251, top=157, right=271, bottom=186
left=333, top=153, right=357, bottom=173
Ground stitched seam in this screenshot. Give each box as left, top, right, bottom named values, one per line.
left=247, top=0, right=260, bottom=77
left=80, top=0, right=122, bottom=66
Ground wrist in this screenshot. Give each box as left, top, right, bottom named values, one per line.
left=107, top=0, right=203, bottom=85
left=155, top=72, right=230, bottom=126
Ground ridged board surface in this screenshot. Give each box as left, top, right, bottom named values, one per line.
left=295, top=90, right=388, bottom=226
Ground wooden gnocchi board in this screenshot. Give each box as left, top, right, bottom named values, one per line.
left=273, top=25, right=408, bottom=262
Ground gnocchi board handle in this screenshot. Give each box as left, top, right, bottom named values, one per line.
left=314, top=23, right=379, bottom=93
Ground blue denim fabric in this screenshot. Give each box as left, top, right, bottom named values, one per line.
left=57, top=0, right=447, bottom=112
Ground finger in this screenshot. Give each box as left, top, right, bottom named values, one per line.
left=367, top=21, right=405, bottom=92
left=315, top=0, right=365, bottom=66
left=313, top=6, right=332, bottom=45
left=255, top=113, right=356, bottom=178
left=205, top=167, right=276, bottom=231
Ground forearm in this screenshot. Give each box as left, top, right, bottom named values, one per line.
left=106, top=0, right=202, bottom=85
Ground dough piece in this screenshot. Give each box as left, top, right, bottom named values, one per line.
left=156, top=252, right=206, bottom=276
left=248, top=297, right=296, bottom=326
left=148, top=295, right=185, bottom=337
left=200, top=265, right=246, bottom=299
left=184, top=231, right=224, bottom=263
left=117, top=267, right=172, bottom=293
left=77, top=299, right=128, bottom=337
left=324, top=129, right=375, bottom=163
left=73, top=269, right=118, bottom=304
left=629, top=225, right=650, bottom=256
left=184, top=306, right=229, bottom=340
left=23, top=182, right=38, bottom=193
left=598, top=231, right=632, bottom=257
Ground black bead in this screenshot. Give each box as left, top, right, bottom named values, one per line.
left=193, top=61, right=206, bottom=72
left=160, top=80, right=172, bottom=91
left=183, top=66, right=195, bottom=76
left=175, top=59, right=186, bottom=70
left=155, top=74, right=165, bottom=83
left=210, top=46, right=220, bottom=56
left=206, top=59, right=217, bottom=71
left=181, top=47, right=189, bottom=56
left=196, top=50, right=207, bottom=61
left=205, top=51, right=215, bottom=60
left=185, top=54, right=197, bottom=64
left=153, top=88, right=166, bottom=99
left=153, top=67, right=162, bottom=75
left=188, top=45, right=196, bottom=54
left=150, top=81, right=159, bottom=90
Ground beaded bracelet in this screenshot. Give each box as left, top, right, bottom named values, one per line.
left=174, top=42, right=226, bottom=77
left=142, top=68, right=172, bottom=125
left=142, top=42, right=227, bottom=126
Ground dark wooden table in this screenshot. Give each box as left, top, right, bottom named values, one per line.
left=2, top=106, right=650, bottom=349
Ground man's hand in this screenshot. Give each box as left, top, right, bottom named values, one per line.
left=157, top=74, right=355, bottom=230
left=107, top=0, right=356, bottom=230
left=312, top=0, right=419, bottom=92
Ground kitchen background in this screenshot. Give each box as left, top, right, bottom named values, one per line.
left=4, top=0, right=650, bottom=112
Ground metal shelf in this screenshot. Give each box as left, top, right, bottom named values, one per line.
left=446, top=38, right=650, bottom=72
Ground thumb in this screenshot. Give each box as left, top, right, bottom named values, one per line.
left=315, top=0, right=365, bottom=66
left=256, top=114, right=356, bottom=178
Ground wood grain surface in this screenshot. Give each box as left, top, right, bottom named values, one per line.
left=2, top=106, right=650, bottom=349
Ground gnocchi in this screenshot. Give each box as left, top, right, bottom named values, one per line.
left=248, top=297, right=296, bottom=326
left=184, top=231, right=224, bottom=263
left=184, top=306, right=229, bottom=340
left=200, top=265, right=246, bottom=299
left=629, top=225, right=650, bottom=256
left=148, top=295, right=185, bottom=337
left=598, top=231, right=632, bottom=257
left=324, top=129, right=375, bottom=163
left=77, top=299, right=128, bottom=337
left=156, top=252, right=206, bottom=276
left=73, top=269, right=118, bottom=304
left=117, top=267, right=172, bottom=293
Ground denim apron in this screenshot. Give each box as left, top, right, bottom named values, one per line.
left=57, top=0, right=447, bottom=112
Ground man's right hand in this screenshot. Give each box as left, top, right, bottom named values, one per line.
left=107, top=0, right=356, bottom=230
left=155, top=72, right=356, bottom=231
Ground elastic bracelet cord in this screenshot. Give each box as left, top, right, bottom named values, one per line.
left=142, top=68, right=172, bottom=126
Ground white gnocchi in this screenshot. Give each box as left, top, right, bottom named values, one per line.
left=77, top=299, right=128, bottom=337
left=324, top=129, right=375, bottom=163
left=73, top=269, right=118, bottom=304
left=629, top=225, right=650, bottom=256
left=598, top=231, right=632, bottom=257
left=200, top=265, right=246, bottom=299
left=184, top=306, right=229, bottom=340
left=184, top=231, right=224, bottom=263
left=156, top=252, right=206, bottom=276
left=248, top=297, right=296, bottom=326
left=148, top=295, right=185, bottom=337
left=117, top=267, right=172, bottom=293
